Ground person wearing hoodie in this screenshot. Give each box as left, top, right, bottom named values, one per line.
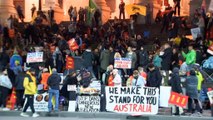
left=147, top=63, right=162, bottom=88
left=20, top=68, right=39, bottom=117
left=168, top=67, right=184, bottom=115
left=182, top=44, right=196, bottom=71
left=47, top=68, right=61, bottom=113
left=9, top=50, right=22, bottom=69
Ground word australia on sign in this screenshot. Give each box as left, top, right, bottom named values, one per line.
left=105, top=86, right=159, bottom=115
left=26, top=52, right=43, bottom=63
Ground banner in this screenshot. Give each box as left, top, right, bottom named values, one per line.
left=78, top=96, right=100, bottom=112
left=27, top=92, right=48, bottom=112
left=125, top=4, right=146, bottom=16
left=207, top=90, right=213, bottom=104
left=159, top=86, right=171, bottom=107
left=26, top=52, right=43, bottom=63
left=168, top=92, right=188, bottom=108
left=66, top=56, right=74, bottom=69
left=114, top=58, right=132, bottom=69
left=105, top=86, right=159, bottom=115
left=209, top=0, right=213, bottom=11
left=191, top=27, right=201, bottom=40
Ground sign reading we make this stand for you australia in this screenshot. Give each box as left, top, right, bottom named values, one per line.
left=105, top=86, right=159, bottom=115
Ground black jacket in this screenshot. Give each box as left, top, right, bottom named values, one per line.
left=138, top=50, right=149, bottom=67
left=147, top=68, right=162, bottom=87
left=160, top=48, right=173, bottom=70
left=168, top=68, right=182, bottom=93
left=47, top=73, right=61, bottom=90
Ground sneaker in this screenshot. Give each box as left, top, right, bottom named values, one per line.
left=2, top=108, right=10, bottom=111
left=32, top=113, right=39, bottom=117
left=20, top=112, right=30, bottom=117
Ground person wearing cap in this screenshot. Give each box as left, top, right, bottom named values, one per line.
left=112, top=69, right=122, bottom=86
left=47, top=68, right=61, bottom=113
left=20, top=68, right=39, bottom=117
left=40, top=68, right=50, bottom=91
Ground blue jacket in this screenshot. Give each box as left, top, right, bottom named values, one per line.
left=10, top=54, right=22, bottom=69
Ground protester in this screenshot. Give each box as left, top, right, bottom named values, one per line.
left=0, top=69, right=12, bottom=111
left=186, top=69, right=202, bottom=116
left=147, top=63, right=162, bottom=88
left=112, top=69, right=122, bottom=86
left=14, top=70, right=25, bottom=110
left=47, top=68, right=61, bottom=113
left=131, top=70, right=146, bottom=86
left=168, top=67, right=184, bottom=115
left=21, top=68, right=39, bottom=117
left=182, top=44, right=196, bottom=71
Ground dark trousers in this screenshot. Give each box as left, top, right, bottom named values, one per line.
left=16, top=90, right=24, bottom=108
left=188, top=98, right=201, bottom=113
left=119, top=11, right=125, bottom=19
left=174, top=1, right=180, bottom=16
left=211, top=104, right=213, bottom=117
left=0, top=86, right=9, bottom=107
left=23, top=95, right=35, bottom=113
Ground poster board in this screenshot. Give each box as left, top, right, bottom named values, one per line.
left=26, top=52, right=43, bottom=63
left=207, top=90, right=213, bottom=104
left=190, top=27, right=201, bottom=40
left=114, top=58, right=132, bottom=69
left=27, top=92, right=48, bottom=112
left=168, top=92, right=188, bottom=108
left=105, top=86, right=159, bottom=115
left=78, top=96, right=100, bottom=112
left=160, top=86, right=171, bottom=107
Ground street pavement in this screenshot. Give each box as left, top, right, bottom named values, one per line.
left=0, top=111, right=213, bottom=120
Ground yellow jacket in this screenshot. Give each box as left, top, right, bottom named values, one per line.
left=23, top=71, right=37, bottom=95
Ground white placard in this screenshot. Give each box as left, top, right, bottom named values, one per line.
left=191, top=27, right=201, bottom=40
left=160, top=86, right=171, bottom=107
left=114, top=58, right=132, bottom=69
left=68, top=101, right=76, bottom=112
left=207, top=90, right=213, bottom=104
left=27, top=92, right=48, bottom=112
left=78, top=96, right=100, bottom=112
left=26, top=52, right=43, bottom=63
left=67, top=85, right=76, bottom=91
left=105, top=86, right=159, bottom=115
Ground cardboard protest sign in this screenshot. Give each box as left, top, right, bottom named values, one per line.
left=78, top=96, right=100, bottom=112
left=160, top=86, right=171, bottom=107
left=169, top=92, right=188, bottom=108
left=207, top=90, right=213, bottom=104
left=26, top=52, right=43, bottom=63
left=114, top=58, right=132, bottom=69
left=66, top=56, right=74, bottom=69
left=191, top=27, right=201, bottom=40
left=125, top=4, right=146, bottom=16
left=27, top=92, right=48, bottom=112
left=105, top=86, right=159, bottom=115
left=68, top=38, right=79, bottom=51
left=207, top=43, right=213, bottom=55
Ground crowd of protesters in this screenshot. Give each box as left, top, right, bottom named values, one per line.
left=0, top=1, right=213, bottom=118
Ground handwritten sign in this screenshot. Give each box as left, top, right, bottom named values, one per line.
left=27, top=92, right=48, bottom=112
left=207, top=90, right=213, bottom=104
left=26, top=52, right=43, bottom=63
left=168, top=92, right=188, bottom=108
left=105, top=86, right=159, bottom=115
left=78, top=96, right=100, bottom=112
left=114, top=58, right=132, bottom=69
left=191, top=27, right=201, bottom=40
